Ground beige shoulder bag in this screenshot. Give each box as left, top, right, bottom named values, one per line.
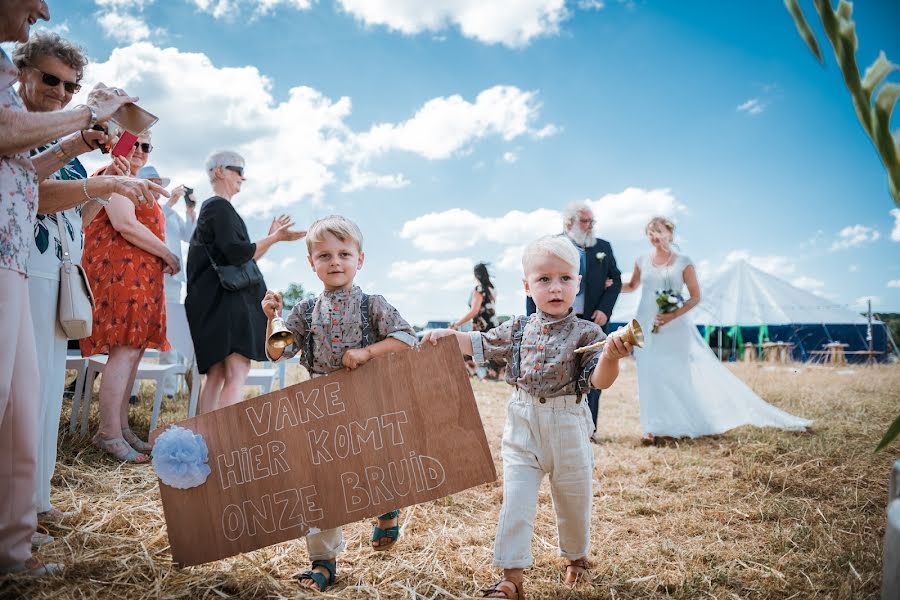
left=56, top=215, right=95, bottom=339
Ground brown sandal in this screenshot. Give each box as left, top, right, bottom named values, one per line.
left=564, top=558, right=590, bottom=588
left=482, top=579, right=524, bottom=599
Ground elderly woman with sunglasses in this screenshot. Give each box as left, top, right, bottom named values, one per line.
left=12, top=31, right=167, bottom=540
left=78, top=129, right=182, bottom=463
left=0, top=0, right=166, bottom=577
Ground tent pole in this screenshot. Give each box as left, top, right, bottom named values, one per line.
left=718, top=327, right=722, bottom=361
left=867, top=300, right=874, bottom=366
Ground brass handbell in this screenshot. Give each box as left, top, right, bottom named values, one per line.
left=574, top=319, right=644, bottom=354
left=267, top=317, right=295, bottom=349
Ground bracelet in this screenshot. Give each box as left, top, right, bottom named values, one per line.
left=82, top=179, right=109, bottom=206
left=50, top=142, right=69, bottom=162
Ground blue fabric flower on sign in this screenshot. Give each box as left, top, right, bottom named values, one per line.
left=151, top=425, right=212, bottom=489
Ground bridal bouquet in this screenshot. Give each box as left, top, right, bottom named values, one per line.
left=652, top=289, right=684, bottom=333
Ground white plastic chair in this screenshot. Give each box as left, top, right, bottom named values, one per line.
left=245, top=361, right=281, bottom=394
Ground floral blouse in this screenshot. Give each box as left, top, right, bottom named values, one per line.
left=470, top=308, right=606, bottom=397
left=274, top=285, right=417, bottom=375
left=0, top=49, right=39, bottom=275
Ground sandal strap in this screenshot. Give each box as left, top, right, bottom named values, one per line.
left=378, top=509, right=401, bottom=520
left=296, top=560, right=336, bottom=591
left=482, top=579, right=521, bottom=599
left=566, top=558, right=589, bottom=570
left=93, top=436, right=147, bottom=463
left=371, top=525, right=400, bottom=542
left=311, top=559, right=336, bottom=583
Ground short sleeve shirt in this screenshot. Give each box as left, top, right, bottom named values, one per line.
left=470, top=309, right=606, bottom=397
left=0, top=49, right=39, bottom=275
left=274, top=285, right=417, bottom=375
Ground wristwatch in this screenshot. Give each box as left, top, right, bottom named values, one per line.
left=74, top=103, right=98, bottom=128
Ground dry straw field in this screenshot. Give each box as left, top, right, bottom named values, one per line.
left=2, top=360, right=898, bottom=599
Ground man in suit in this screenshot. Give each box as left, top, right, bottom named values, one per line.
left=527, top=201, right=622, bottom=440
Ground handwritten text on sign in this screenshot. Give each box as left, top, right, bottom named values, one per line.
left=154, top=338, right=496, bottom=566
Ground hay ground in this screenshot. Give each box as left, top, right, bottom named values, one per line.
left=3, top=361, right=899, bottom=599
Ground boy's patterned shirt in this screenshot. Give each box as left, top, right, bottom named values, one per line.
left=471, top=308, right=606, bottom=397
left=275, top=285, right=417, bottom=375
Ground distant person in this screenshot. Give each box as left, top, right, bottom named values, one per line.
left=450, top=262, right=501, bottom=379
left=620, top=217, right=811, bottom=444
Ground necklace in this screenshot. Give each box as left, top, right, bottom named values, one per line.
left=650, top=251, right=674, bottom=268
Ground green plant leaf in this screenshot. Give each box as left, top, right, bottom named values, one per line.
left=862, top=51, right=899, bottom=96
left=785, top=0, right=824, bottom=63
left=876, top=412, right=900, bottom=452
left=875, top=82, right=900, bottom=116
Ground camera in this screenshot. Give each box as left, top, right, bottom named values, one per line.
left=183, top=186, right=196, bottom=207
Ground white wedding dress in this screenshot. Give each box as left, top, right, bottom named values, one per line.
left=632, top=254, right=811, bottom=438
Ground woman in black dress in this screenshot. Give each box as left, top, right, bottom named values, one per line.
left=186, top=151, right=304, bottom=413
left=450, top=262, right=502, bottom=379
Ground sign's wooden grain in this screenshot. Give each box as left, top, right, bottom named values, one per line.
left=152, top=338, right=496, bottom=566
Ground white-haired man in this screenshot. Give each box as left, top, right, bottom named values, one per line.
left=527, top=201, right=621, bottom=440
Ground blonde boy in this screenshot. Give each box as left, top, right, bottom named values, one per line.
left=422, top=235, right=632, bottom=599
left=262, top=215, right=417, bottom=592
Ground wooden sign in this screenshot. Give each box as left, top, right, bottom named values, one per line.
left=152, top=337, right=497, bottom=567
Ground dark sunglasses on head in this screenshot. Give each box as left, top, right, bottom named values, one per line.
left=133, top=141, right=153, bottom=153
left=31, top=67, right=81, bottom=94
left=224, top=165, right=244, bottom=177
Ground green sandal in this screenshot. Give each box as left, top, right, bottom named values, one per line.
left=371, top=509, right=401, bottom=551
left=295, top=559, right=336, bottom=592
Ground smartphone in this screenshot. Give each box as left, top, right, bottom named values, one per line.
left=111, top=130, right=138, bottom=158
left=90, top=124, right=112, bottom=154
left=183, top=186, right=196, bottom=207
left=110, top=103, right=158, bottom=135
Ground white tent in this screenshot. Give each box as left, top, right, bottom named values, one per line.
left=691, top=260, right=873, bottom=326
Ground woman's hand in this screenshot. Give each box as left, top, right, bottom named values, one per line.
left=342, top=348, right=373, bottom=370
left=268, top=214, right=306, bottom=242
left=448, top=323, right=458, bottom=330
left=110, top=176, right=168, bottom=206
left=86, top=83, right=138, bottom=122
left=162, top=252, right=181, bottom=275
left=104, top=154, right=131, bottom=176
left=653, top=312, right=677, bottom=329
left=602, top=329, right=633, bottom=360
left=262, top=290, right=283, bottom=319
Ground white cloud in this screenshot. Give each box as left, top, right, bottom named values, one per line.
left=190, top=0, right=312, bottom=19
left=891, top=208, right=900, bottom=242
left=888, top=279, right=900, bottom=288
left=791, top=275, right=825, bottom=291
left=502, top=151, right=518, bottom=163
left=737, top=98, right=764, bottom=115
left=577, top=0, right=605, bottom=9
left=830, top=224, right=881, bottom=251
left=399, top=187, right=684, bottom=253
left=335, top=0, right=569, bottom=48
left=697, top=250, right=797, bottom=282
left=387, top=258, right=475, bottom=291
left=97, top=12, right=157, bottom=43
left=73, top=44, right=552, bottom=214
left=354, top=86, right=556, bottom=161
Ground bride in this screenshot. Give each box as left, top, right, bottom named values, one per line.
left=620, top=217, right=811, bottom=444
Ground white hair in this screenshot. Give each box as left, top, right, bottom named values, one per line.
left=522, top=235, right=580, bottom=273
left=563, top=200, right=592, bottom=230
left=205, top=150, right=245, bottom=183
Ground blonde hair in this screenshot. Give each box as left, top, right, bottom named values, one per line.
left=306, top=215, right=364, bottom=253
left=522, top=235, right=580, bottom=273
left=645, top=216, right=675, bottom=250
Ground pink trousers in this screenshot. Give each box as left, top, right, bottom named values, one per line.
left=0, top=269, right=39, bottom=567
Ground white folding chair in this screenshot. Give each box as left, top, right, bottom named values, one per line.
left=245, top=361, right=281, bottom=394
left=65, top=350, right=89, bottom=434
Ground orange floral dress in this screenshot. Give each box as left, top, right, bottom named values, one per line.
left=79, top=200, right=170, bottom=356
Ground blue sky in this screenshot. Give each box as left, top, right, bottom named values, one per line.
left=24, top=0, right=900, bottom=324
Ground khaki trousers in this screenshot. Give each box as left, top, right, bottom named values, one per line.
left=493, top=389, right=594, bottom=569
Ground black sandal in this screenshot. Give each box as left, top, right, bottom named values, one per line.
left=295, top=559, right=336, bottom=592
left=371, top=509, right=401, bottom=551
left=482, top=579, right=524, bottom=599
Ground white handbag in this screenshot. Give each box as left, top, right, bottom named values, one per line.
left=56, top=216, right=94, bottom=339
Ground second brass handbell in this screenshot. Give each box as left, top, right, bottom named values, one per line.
left=573, top=319, right=644, bottom=354
left=268, top=316, right=295, bottom=349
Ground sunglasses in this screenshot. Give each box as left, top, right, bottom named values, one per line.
left=133, top=141, right=153, bottom=153
left=31, top=68, right=81, bottom=94
left=224, top=165, right=244, bottom=177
